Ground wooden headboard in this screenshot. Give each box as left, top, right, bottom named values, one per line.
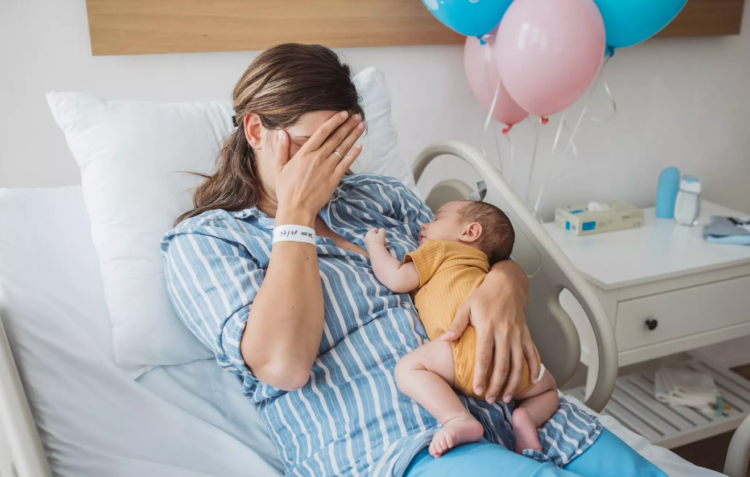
left=86, top=0, right=744, bottom=56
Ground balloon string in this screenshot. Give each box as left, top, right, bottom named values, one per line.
left=532, top=52, right=615, bottom=216
left=478, top=36, right=506, bottom=175
left=559, top=58, right=605, bottom=160
left=490, top=115, right=505, bottom=175
left=524, top=121, right=542, bottom=205
left=507, top=133, right=514, bottom=188
left=591, top=51, right=617, bottom=123
left=533, top=113, right=567, bottom=215
left=562, top=103, right=589, bottom=160
left=562, top=120, right=579, bottom=158
left=590, top=78, right=618, bottom=123
left=534, top=64, right=604, bottom=215
left=484, top=82, right=501, bottom=136
left=550, top=114, right=567, bottom=159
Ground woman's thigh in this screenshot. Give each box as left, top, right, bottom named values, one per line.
left=404, top=439, right=581, bottom=477
left=564, top=428, right=668, bottom=477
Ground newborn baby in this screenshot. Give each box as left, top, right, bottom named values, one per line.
left=365, top=200, right=558, bottom=458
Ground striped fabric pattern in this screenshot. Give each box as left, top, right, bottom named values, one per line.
left=161, top=173, right=601, bottom=476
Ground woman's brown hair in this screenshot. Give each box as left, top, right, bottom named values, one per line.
left=175, top=43, right=365, bottom=225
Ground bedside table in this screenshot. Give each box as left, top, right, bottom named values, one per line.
left=544, top=200, right=750, bottom=447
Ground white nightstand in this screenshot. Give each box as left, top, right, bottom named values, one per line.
left=544, top=201, right=750, bottom=447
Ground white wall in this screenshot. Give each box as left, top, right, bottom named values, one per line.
left=2, top=0, right=749, bottom=222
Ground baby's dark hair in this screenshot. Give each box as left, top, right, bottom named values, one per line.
left=460, top=201, right=515, bottom=265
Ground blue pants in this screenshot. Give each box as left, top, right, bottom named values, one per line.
left=405, top=429, right=667, bottom=477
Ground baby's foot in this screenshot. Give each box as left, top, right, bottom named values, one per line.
left=429, top=415, right=484, bottom=458
left=512, top=407, right=542, bottom=454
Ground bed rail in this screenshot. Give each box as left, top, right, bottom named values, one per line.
left=412, top=141, right=617, bottom=412
left=0, top=311, right=52, bottom=477
left=725, top=414, right=750, bottom=477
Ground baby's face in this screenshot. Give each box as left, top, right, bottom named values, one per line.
left=418, top=201, right=470, bottom=246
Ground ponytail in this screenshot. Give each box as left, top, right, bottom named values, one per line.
left=175, top=128, right=261, bottom=225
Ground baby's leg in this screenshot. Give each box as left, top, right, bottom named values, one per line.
left=511, top=370, right=559, bottom=454
left=395, top=340, right=484, bottom=458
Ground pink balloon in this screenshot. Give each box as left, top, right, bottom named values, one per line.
left=495, top=0, right=605, bottom=118
left=464, top=32, right=528, bottom=132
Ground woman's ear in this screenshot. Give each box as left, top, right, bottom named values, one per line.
left=243, top=113, right=263, bottom=150
left=460, top=222, right=483, bottom=243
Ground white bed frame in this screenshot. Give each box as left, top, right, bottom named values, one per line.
left=0, top=141, right=748, bottom=477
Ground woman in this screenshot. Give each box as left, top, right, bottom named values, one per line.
left=162, top=44, right=665, bottom=477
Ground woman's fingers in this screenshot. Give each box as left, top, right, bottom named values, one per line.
left=333, top=143, right=362, bottom=177
left=484, top=331, right=510, bottom=403
left=274, top=130, right=290, bottom=172
left=442, top=304, right=470, bottom=342
left=472, top=326, right=494, bottom=397
left=521, top=326, right=540, bottom=384
left=306, top=111, right=351, bottom=152
left=501, top=334, right=524, bottom=403
left=319, top=114, right=363, bottom=158
left=330, top=120, right=365, bottom=162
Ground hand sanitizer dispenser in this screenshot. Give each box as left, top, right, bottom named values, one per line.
left=656, top=167, right=680, bottom=219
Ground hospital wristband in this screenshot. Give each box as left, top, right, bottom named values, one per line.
left=272, top=224, right=316, bottom=245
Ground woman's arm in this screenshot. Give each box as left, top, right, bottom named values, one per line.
left=364, top=228, right=420, bottom=293
left=240, top=111, right=364, bottom=391
left=243, top=208, right=323, bottom=391
left=443, top=259, right=535, bottom=405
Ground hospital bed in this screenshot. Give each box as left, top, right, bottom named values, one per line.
left=0, top=141, right=748, bottom=477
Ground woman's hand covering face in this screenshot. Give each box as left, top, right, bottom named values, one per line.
left=274, top=111, right=365, bottom=217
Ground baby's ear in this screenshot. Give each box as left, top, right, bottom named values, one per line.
left=460, top=222, right=483, bottom=243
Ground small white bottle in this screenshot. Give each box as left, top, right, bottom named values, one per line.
left=674, top=176, right=701, bottom=226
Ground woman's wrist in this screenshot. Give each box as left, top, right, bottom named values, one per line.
left=275, top=205, right=316, bottom=228
left=486, top=260, right=529, bottom=304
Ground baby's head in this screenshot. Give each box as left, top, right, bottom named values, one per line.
left=419, top=201, right=514, bottom=265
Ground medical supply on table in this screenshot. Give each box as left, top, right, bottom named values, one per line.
left=703, top=216, right=750, bottom=246
left=655, top=366, right=726, bottom=416
left=674, top=176, right=702, bottom=226
left=655, top=166, right=680, bottom=219
left=555, top=201, right=644, bottom=236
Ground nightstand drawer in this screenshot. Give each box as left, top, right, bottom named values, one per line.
left=615, top=275, right=750, bottom=352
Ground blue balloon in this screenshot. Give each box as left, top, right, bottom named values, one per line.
left=593, top=0, right=687, bottom=49
left=421, top=0, right=513, bottom=38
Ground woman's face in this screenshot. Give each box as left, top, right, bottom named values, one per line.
left=253, top=110, right=339, bottom=203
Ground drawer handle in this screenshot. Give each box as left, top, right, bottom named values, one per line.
left=645, top=319, right=658, bottom=331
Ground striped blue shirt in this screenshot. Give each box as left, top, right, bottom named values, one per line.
left=161, top=173, right=601, bottom=476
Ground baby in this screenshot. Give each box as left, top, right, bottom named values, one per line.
left=365, top=200, right=558, bottom=458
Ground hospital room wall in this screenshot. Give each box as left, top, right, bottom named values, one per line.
left=2, top=0, right=750, bottom=220
left=1, top=0, right=748, bottom=364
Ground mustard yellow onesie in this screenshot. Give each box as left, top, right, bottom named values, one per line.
left=404, top=239, right=542, bottom=401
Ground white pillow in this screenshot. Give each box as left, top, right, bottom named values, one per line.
left=347, top=68, right=415, bottom=189
left=47, top=66, right=415, bottom=369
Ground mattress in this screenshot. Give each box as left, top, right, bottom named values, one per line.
left=0, top=186, right=723, bottom=477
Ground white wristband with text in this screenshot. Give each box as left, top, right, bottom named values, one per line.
left=272, top=224, right=317, bottom=245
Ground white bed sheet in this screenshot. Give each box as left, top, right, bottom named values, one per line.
left=0, top=186, right=722, bottom=477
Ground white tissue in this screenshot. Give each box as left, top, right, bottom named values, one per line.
left=587, top=201, right=612, bottom=212
left=654, top=367, right=720, bottom=415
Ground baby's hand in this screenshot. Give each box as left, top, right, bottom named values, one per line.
left=365, top=228, right=387, bottom=247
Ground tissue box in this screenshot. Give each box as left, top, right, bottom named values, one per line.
left=555, top=201, right=644, bottom=236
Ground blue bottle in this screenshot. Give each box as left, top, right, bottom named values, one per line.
left=656, top=167, right=680, bottom=219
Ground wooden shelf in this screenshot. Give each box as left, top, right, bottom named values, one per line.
left=86, top=0, right=745, bottom=56
left=658, top=0, right=744, bottom=38
left=567, top=359, right=750, bottom=449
